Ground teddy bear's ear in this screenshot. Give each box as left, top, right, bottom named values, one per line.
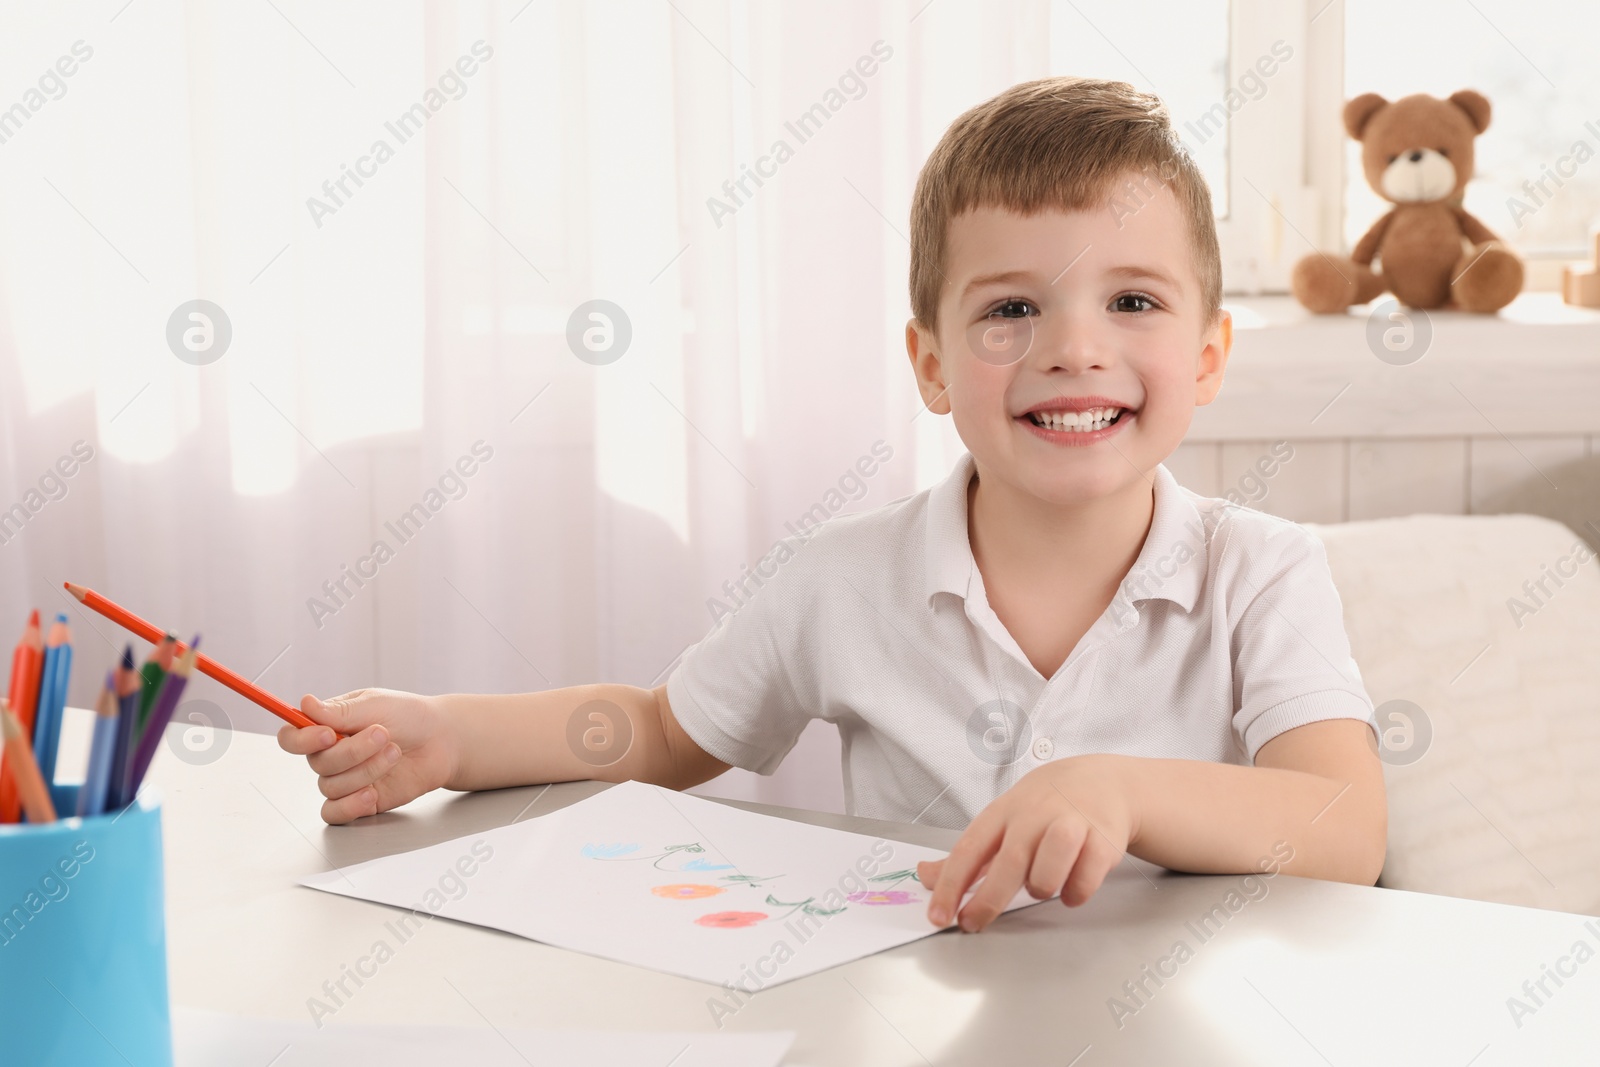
left=1448, top=90, right=1492, bottom=134
left=1343, top=93, right=1388, bottom=140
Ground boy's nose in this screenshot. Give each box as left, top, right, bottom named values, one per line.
left=1032, top=318, right=1112, bottom=374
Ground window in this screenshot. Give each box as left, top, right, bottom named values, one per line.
left=1049, top=0, right=1320, bottom=295
left=1343, top=0, right=1600, bottom=258
left=1049, top=0, right=1232, bottom=218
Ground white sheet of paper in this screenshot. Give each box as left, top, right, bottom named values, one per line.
left=299, top=780, right=1044, bottom=987
left=172, top=1005, right=795, bottom=1067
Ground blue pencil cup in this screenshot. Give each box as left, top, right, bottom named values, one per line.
left=0, top=785, right=172, bottom=1067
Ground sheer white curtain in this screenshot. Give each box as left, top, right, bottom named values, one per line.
left=0, top=0, right=1062, bottom=813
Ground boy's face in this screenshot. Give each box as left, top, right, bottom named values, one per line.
left=906, top=179, right=1231, bottom=508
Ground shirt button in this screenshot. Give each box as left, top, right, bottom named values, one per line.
left=1032, top=736, right=1054, bottom=761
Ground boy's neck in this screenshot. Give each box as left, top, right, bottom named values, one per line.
left=966, top=461, right=1156, bottom=592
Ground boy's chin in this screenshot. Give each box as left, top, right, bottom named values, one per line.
left=1026, top=467, right=1144, bottom=505
left=983, top=452, right=1149, bottom=505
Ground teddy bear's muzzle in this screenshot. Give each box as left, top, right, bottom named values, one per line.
left=1381, top=149, right=1457, bottom=203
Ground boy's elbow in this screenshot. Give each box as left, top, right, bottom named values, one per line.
left=1347, top=835, right=1386, bottom=887
left=1333, top=757, right=1388, bottom=886
left=1358, top=811, right=1388, bottom=886
left=649, top=683, right=732, bottom=791
left=1331, top=802, right=1387, bottom=887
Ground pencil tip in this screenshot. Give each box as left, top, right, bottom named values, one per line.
left=121, top=645, right=135, bottom=668
left=63, top=582, right=86, bottom=600
left=27, top=608, right=39, bottom=625
left=55, top=613, right=68, bottom=623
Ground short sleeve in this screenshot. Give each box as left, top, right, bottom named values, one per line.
left=665, top=535, right=820, bottom=775
left=1230, top=524, right=1377, bottom=761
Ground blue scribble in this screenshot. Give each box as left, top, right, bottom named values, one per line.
left=683, top=858, right=735, bottom=871
left=581, top=843, right=641, bottom=859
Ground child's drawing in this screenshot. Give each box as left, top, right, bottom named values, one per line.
left=695, top=911, right=768, bottom=929
left=582, top=840, right=779, bottom=885
left=582, top=841, right=746, bottom=872
left=848, top=890, right=917, bottom=905
left=303, top=781, right=1044, bottom=987
left=849, top=868, right=921, bottom=905
left=651, top=883, right=725, bottom=900
left=586, top=844, right=923, bottom=928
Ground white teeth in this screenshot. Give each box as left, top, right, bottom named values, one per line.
left=1027, top=407, right=1126, bottom=432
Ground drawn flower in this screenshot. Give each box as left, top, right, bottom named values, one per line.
left=683, top=858, right=735, bottom=871
left=847, top=890, right=918, bottom=905
left=695, top=910, right=768, bottom=929
left=581, top=843, right=640, bottom=859
left=652, top=883, right=725, bottom=900
left=719, top=873, right=780, bottom=887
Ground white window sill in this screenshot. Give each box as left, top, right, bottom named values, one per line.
left=1192, top=293, right=1600, bottom=440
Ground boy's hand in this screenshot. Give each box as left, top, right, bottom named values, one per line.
left=277, top=689, right=459, bottom=825
left=917, top=755, right=1135, bottom=932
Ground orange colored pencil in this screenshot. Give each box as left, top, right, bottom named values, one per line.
left=63, top=583, right=325, bottom=734
left=1, top=610, right=45, bottom=822
left=2, top=700, right=57, bottom=823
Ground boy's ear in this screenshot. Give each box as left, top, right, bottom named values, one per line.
left=905, top=318, right=953, bottom=415
left=1194, top=308, right=1231, bottom=406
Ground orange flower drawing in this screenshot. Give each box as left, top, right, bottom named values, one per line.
left=695, top=910, right=768, bottom=929
left=652, top=883, right=725, bottom=900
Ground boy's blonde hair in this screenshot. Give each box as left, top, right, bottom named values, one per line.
left=909, top=76, right=1222, bottom=333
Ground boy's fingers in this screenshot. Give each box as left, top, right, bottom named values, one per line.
left=917, top=856, right=990, bottom=890
left=956, top=834, right=1037, bottom=931
left=1026, top=820, right=1088, bottom=900
left=278, top=722, right=337, bottom=755
left=316, top=741, right=402, bottom=800
left=1061, top=834, right=1120, bottom=907
left=306, top=723, right=390, bottom=778
left=926, top=824, right=1001, bottom=926
left=320, top=786, right=380, bottom=826
left=299, top=690, right=378, bottom=734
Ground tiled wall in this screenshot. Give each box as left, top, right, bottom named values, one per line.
left=1167, top=436, right=1600, bottom=540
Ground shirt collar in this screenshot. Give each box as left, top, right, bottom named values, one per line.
left=924, top=452, right=980, bottom=605
left=1117, top=463, right=1207, bottom=614
left=923, top=453, right=1207, bottom=614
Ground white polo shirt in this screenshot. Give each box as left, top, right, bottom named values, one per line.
left=667, top=452, right=1377, bottom=830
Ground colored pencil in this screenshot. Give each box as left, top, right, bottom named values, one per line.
left=63, top=583, right=322, bottom=732
left=105, top=646, right=140, bottom=812
left=2, top=700, right=57, bottom=824
left=32, top=620, right=62, bottom=748
left=78, top=671, right=119, bottom=818
left=135, top=633, right=176, bottom=735
left=122, top=636, right=198, bottom=806
left=32, top=614, right=72, bottom=787
left=0, top=610, right=45, bottom=822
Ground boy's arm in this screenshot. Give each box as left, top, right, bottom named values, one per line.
left=446, top=683, right=732, bottom=792
left=1116, top=717, right=1385, bottom=879
left=281, top=683, right=731, bottom=824
left=918, top=717, right=1385, bottom=931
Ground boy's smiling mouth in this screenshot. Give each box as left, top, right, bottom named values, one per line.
left=1016, top=395, right=1135, bottom=442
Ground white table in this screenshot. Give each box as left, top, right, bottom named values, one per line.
left=72, top=712, right=1597, bottom=1065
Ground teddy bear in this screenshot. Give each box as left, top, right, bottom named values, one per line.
left=1291, top=90, right=1523, bottom=314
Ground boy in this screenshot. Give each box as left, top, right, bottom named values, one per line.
left=280, top=76, right=1386, bottom=934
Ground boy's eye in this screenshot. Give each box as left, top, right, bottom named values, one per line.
left=1112, top=292, right=1159, bottom=314
left=986, top=299, right=1036, bottom=319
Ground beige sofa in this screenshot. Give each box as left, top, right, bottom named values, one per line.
left=1309, top=513, right=1600, bottom=915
